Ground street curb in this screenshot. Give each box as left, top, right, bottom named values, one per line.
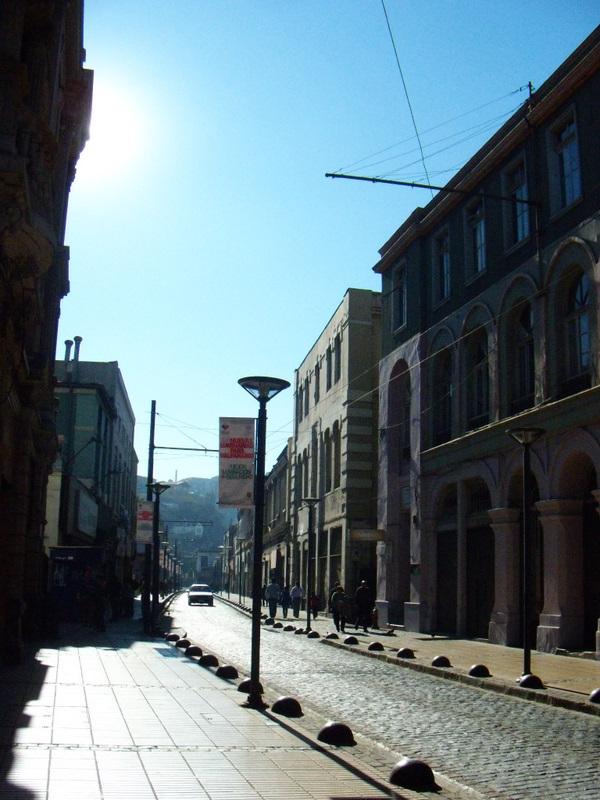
left=319, top=637, right=600, bottom=718
left=213, top=595, right=600, bottom=718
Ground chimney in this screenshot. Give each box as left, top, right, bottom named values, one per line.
left=64, top=340, right=73, bottom=362
left=73, top=336, right=82, bottom=362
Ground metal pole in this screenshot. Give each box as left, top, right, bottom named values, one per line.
left=306, top=503, right=314, bottom=632
left=248, top=398, right=267, bottom=708
left=143, top=401, right=157, bottom=633
left=227, top=546, right=231, bottom=599
left=522, top=441, right=532, bottom=676
left=151, top=489, right=161, bottom=629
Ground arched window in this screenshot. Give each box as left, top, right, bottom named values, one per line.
left=466, top=328, right=489, bottom=430
left=511, top=302, right=535, bottom=413
left=566, top=271, right=590, bottom=379
left=388, top=360, right=411, bottom=472
left=431, top=347, right=453, bottom=445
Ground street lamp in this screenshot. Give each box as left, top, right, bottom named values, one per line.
left=506, top=427, right=545, bottom=689
left=302, top=497, right=319, bottom=633
left=238, top=375, right=290, bottom=709
left=147, top=481, right=170, bottom=632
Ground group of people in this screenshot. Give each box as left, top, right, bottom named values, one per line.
left=263, top=580, right=306, bottom=619
left=261, top=577, right=374, bottom=633
left=328, top=580, right=372, bottom=633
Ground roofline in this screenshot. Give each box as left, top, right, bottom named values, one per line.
left=373, top=24, right=600, bottom=274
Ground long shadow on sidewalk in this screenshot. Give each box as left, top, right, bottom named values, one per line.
left=0, top=646, right=48, bottom=800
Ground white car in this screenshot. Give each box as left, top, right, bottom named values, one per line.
left=187, top=583, right=213, bottom=606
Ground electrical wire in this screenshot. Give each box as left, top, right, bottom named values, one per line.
left=356, top=107, right=519, bottom=177
left=333, top=87, right=528, bottom=175
left=380, top=0, right=433, bottom=197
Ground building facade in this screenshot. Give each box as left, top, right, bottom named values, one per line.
left=262, top=441, right=292, bottom=588
left=46, top=341, right=138, bottom=584
left=0, top=1, right=91, bottom=658
left=375, top=27, right=600, bottom=653
left=292, top=288, right=381, bottom=608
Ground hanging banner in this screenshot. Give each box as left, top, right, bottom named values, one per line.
left=136, top=500, right=154, bottom=544
left=218, top=417, right=255, bottom=507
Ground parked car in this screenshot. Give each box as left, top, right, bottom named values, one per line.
left=187, top=583, right=213, bottom=606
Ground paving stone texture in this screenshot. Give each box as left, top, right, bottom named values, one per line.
left=171, top=594, right=600, bottom=800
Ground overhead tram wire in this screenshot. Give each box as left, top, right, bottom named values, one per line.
left=355, top=107, right=521, bottom=177
left=332, top=86, right=529, bottom=176
left=381, top=0, right=433, bottom=196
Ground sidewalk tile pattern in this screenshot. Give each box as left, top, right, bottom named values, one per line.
left=0, top=626, right=389, bottom=800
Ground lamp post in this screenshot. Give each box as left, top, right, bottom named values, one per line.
left=506, top=427, right=545, bottom=688
left=239, top=375, right=290, bottom=709
left=302, top=498, right=319, bottom=633
left=147, top=481, right=170, bottom=632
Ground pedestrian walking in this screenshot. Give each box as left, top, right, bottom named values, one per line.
left=309, top=592, right=320, bottom=619
left=290, top=582, right=304, bottom=618
left=328, top=582, right=341, bottom=615
left=330, top=585, right=348, bottom=632
left=354, top=580, right=372, bottom=632
left=280, top=585, right=291, bottom=618
left=265, top=577, right=280, bottom=618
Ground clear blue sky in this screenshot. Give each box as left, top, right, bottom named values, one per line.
left=60, top=2, right=599, bottom=482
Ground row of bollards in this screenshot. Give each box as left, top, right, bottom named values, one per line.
left=164, top=629, right=437, bottom=791
left=227, top=597, right=600, bottom=706
left=329, top=632, right=600, bottom=705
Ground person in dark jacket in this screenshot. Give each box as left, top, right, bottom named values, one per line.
left=265, top=578, right=280, bottom=618
left=354, top=580, right=372, bottom=632
left=330, top=585, right=348, bottom=633
left=280, top=585, right=291, bottom=618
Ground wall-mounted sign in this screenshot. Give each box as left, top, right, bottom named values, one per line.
left=218, top=417, right=255, bottom=508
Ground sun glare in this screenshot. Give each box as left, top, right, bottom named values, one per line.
left=77, top=82, right=148, bottom=183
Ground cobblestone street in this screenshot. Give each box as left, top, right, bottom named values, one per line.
left=172, top=596, right=600, bottom=800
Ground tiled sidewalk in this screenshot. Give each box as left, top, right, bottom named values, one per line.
left=0, top=621, right=393, bottom=800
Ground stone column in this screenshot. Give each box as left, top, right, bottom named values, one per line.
left=404, top=515, right=435, bottom=633
left=456, top=481, right=467, bottom=636
left=487, top=507, right=521, bottom=645
left=375, top=539, right=388, bottom=627
left=591, top=489, right=600, bottom=658
left=535, top=499, right=584, bottom=652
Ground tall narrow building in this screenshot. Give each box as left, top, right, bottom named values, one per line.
left=0, top=2, right=92, bottom=660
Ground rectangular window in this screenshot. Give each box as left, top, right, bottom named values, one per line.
left=304, top=377, right=309, bottom=416
left=324, top=430, right=332, bottom=493
left=505, top=162, right=530, bottom=245
left=333, top=423, right=341, bottom=488
left=556, top=119, right=581, bottom=207
left=393, top=264, right=407, bottom=329
left=326, top=346, right=332, bottom=391
left=333, top=334, right=341, bottom=383
left=434, top=232, right=450, bottom=303
left=314, top=363, right=320, bottom=404
left=466, top=202, right=485, bottom=276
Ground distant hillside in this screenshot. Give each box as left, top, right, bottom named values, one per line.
left=137, top=476, right=237, bottom=555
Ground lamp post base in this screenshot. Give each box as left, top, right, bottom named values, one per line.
left=243, top=690, right=268, bottom=710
